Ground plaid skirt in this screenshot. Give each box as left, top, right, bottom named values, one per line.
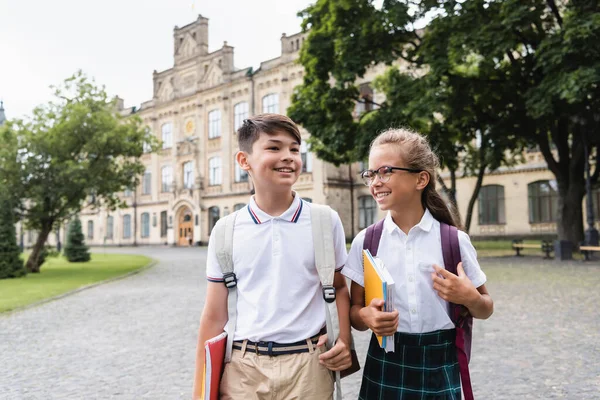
left=359, top=329, right=461, bottom=400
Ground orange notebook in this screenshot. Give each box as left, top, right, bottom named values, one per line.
left=363, top=249, right=395, bottom=352
left=201, top=331, right=227, bottom=400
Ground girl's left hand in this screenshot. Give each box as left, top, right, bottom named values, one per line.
left=431, top=263, right=479, bottom=306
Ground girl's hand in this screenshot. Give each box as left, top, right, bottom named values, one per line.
left=358, top=298, right=399, bottom=336
left=432, top=262, right=479, bottom=306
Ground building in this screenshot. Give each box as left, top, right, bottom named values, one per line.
left=19, top=15, right=599, bottom=248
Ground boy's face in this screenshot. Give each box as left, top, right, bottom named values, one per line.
left=237, top=130, right=302, bottom=191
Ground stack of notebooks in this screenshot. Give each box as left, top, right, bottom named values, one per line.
left=201, top=331, right=227, bottom=400
left=363, top=249, right=396, bottom=353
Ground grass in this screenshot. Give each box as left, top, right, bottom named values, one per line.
left=0, top=253, right=152, bottom=313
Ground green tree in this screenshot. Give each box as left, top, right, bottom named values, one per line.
left=291, top=0, right=599, bottom=242
left=64, top=217, right=90, bottom=262
left=0, top=71, right=158, bottom=272
left=0, top=188, right=26, bottom=279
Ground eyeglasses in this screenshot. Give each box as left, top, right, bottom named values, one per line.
left=360, top=166, right=423, bottom=186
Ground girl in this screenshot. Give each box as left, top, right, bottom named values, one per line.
left=342, top=128, right=493, bottom=400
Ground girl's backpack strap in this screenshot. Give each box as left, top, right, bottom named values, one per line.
left=363, top=219, right=385, bottom=255
left=212, top=210, right=240, bottom=363
left=440, top=222, right=474, bottom=400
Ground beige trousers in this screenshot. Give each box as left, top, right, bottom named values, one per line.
left=220, top=342, right=334, bottom=400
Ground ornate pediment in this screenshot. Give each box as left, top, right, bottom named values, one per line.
left=177, top=139, right=198, bottom=157
left=157, top=79, right=175, bottom=102
left=202, top=62, right=224, bottom=87
left=176, top=34, right=198, bottom=59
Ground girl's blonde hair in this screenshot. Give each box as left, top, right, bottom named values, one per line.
left=371, top=128, right=459, bottom=228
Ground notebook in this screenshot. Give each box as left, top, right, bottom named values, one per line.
left=201, top=331, right=227, bottom=400
left=363, top=249, right=395, bottom=352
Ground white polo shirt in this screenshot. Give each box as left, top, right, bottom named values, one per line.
left=342, top=209, right=487, bottom=334
left=206, top=194, right=347, bottom=343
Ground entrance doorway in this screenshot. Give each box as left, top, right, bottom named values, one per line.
left=178, top=208, right=193, bottom=246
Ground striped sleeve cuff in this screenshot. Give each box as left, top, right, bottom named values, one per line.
left=207, top=276, right=224, bottom=283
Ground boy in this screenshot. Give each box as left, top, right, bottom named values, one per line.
left=192, top=114, right=352, bottom=400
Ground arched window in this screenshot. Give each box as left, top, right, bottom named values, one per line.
left=161, top=123, right=172, bottom=149
left=208, top=109, right=221, bottom=139
left=233, top=203, right=246, bottom=211
left=106, top=216, right=114, bottom=239
left=528, top=180, right=558, bottom=223
left=87, top=221, right=94, bottom=240
left=262, top=94, right=279, bottom=113
left=358, top=196, right=377, bottom=229
left=303, top=198, right=313, bottom=203
left=301, top=142, right=312, bottom=173
left=141, top=212, right=150, bottom=238
left=208, top=206, right=220, bottom=233
left=234, top=102, right=249, bottom=131
left=161, top=165, right=173, bottom=192
left=478, top=185, right=505, bottom=225
left=123, top=215, right=131, bottom=239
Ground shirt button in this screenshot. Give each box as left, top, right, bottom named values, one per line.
left=408, top=275, right=414, bottom=282
left=411, top=308, right=417, bottom=314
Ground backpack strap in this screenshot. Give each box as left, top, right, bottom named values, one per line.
left=310, top=203, right=342, bottom=400
left=440, top=222, right=474, bottom=400
left=212, top=210, right=240, bottom=363
left=363, top=219, right=385, bottom=255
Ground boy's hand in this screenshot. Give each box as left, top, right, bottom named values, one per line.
left=317, top=335, right=352, bottom=371
left=358, top=298, right=398, bottom=336
left=432, top=263, right=479, bottom=306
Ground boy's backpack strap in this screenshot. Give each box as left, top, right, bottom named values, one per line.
left=440, top=222, right=474, bottom=400
left=310, top=203, right=342, bottom=400
left=212, top=210, right=240, bottom=363
left=363, top=219, right=385, bottom=255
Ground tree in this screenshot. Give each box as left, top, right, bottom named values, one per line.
left=0, top=188, right=26, bottom=279
left=0, top=71, right=158, bottom=272
left=292, top=0, right=599, bottom=243
left=64, top=217, right=90, bottom=262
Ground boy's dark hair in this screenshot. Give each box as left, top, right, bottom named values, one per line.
left=237, top=113, right=302, bottom=153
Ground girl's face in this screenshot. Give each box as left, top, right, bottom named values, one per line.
left=367, top=144, right=426, bottom=212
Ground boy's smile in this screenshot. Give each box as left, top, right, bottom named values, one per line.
left=239, top=130, right=302, bottom=191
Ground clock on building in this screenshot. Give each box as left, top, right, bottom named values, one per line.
left=185, top=119, right=195, bottom=136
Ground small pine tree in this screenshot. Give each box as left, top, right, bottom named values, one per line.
left=0, top=193, right=26, bottom=279
left=64, top=217, right=91, bottom=262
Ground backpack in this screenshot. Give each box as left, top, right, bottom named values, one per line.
left=363, top=219, right=474, bottom=400
left=211, top=203, right=358, bottom=400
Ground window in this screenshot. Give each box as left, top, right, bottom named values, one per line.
left=106, top=216, right=114, bottom=239
left=233, top=203, right=246, bottom=211
left=359, top=196, right=377, bottom=229
left=303, top=198, right=313, bottom=203
left=209, top=157, right=222, bottom=185
left=208, top=109, right=221, bottom=139
left=234, top=102, right=249, bottom=131
left=355, top=83, right=374, bottom=117
left=142, top=171, right=151, bottom=195
left=301, top=142, right=312, bottom=173
left=208, top=206, right=220, bottom=233
left=123, top=188, right=133, bottom=197
left=160, top=211, right=168, bottom=237
left=161, top=166, right=173, bottom=192
left=262, top=94, right=279, bottom=113
left=87, top=221, right=94, bottom=240
left=478, top=185, right=506, bottom=225
left=123, top=215, right=131, bottom=239
left=161, top=123, right=172, bottom=149
left=234, top=160, right=248, bottom=182
left=141, top=213, right=150, bottom=238
left=143, top=139, right=152, bottom=153
left=183, top=162, right=194, bottom=189
left=528, top=180, right=558, bottom=223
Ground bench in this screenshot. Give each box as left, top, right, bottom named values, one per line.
left=580, top=244, right=600, bottom=261
left=512, top=239, right=553, bottom=259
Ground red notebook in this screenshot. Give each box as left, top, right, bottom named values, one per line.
left=202, top=332, right=227, bottom=400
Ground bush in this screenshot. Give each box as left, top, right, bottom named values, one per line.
left=0, top=193, right=26, bottom=279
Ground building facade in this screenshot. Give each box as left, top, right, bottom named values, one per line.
left=14, top=15, right=599, bottom=248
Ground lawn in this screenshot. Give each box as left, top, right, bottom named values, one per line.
left=0, top=253, right=152, bottom=313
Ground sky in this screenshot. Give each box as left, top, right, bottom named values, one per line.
left=0, top=0, right=316, bottom=120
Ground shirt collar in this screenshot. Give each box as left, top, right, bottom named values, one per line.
left=384, top=208, right=434, bottom=234
left=247, top=192, right=303, bottom=225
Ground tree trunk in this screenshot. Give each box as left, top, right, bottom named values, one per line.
left=25, top=225, right=52, bottom=273
left=437, top=168, right=462, bottom=225
left=464, top=163, right=488, bottom=234
left=348, top=164, right=355, bottom=238
left=557, top=179, right=585, bottom=246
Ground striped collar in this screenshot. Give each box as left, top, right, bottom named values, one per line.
left=247, top=193, right=304, bottom=224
